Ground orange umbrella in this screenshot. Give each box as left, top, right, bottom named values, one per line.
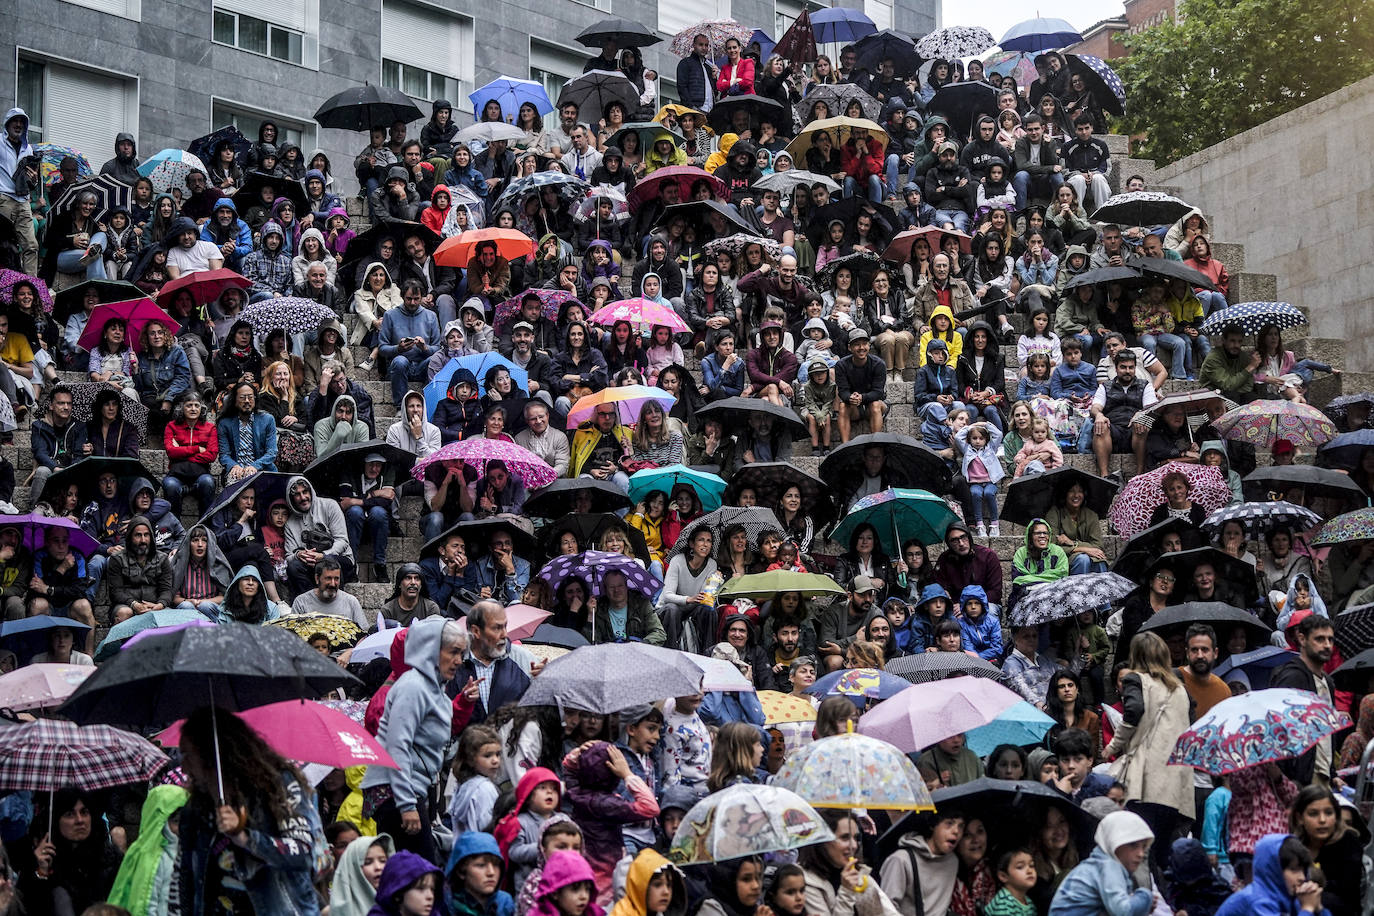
left=434, top=228, right=535, bottom=269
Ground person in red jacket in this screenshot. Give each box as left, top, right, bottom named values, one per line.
left=161, top=391, right=220, bottom=517
left=716, top=37, right=755, bottom=96
left=842, top=126, right=886, bottom=202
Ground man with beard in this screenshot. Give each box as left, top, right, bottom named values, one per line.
left=934, top=521, right=1004, bottom=609
left=1272, top=614, right=1337, bottom=787
left=764, top=616, right=813, bottom=691
left=419, top=531, right=476, bottom=611
left=451, top=600, right=540, bottom=722
left=500, top=295, right=559, bottom=354
left=381, top=563, right=440, bottom=627
left=470, top=528, right=530, bottom=606
left=815, top=576, right=879, bottom=671
left=98, top=516, right=173, bottom=625
left=306, top=360, right=377, bottom=434
left=283, top=476, right=355, bottom=597
left=290, top=555, right=367, bottom=627
left=341, top=452, right=399, bottom=584
left=502, top=322, right=557, bottom=403
left=1177, top=623, right=1231, bottom=816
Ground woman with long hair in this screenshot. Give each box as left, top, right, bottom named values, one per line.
left=625, top=489, right=669, bottom=577
left=15, top=789, right=121, bottom=913
left=1029, top=805, right=1080, bottom=910
left=716, top=523, right=757, bottom=581
left=489, top=703, right=564, bottom=789
left=1289, top=784, right=1363, bottom=914
left=659, top=526, right=718, bottom=649
left=833, top=523, right=892, bottom=602
left=707, top=721, right=764, bottom=792
left=1044, top=668, right=1102, bottom=761
left=629, top=400, right=684, bottom=468
left=798, top=808, right=900, bottom=915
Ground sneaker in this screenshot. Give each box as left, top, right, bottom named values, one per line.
left=1000, top=324, right=1018, bottom=344
left=989, top=522, right=1001, bottom=537
left=374, top=563, right=388, bottom=583
left=975, top=522, right=988, bottom=538
left=357, top=358, right=375, bottom=372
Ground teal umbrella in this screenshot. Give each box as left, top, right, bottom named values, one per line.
left=829, top=488, right=958, bottom=555
left=94, top=608, right=207, bottom=662
left=626, top=465, right=727, bottom=511
left=965, top=701, right=1056, bottom=756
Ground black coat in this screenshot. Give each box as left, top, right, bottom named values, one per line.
left=1270, top=655, right=1335, bottom=786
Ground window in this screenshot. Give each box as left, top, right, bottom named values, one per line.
left=212, top=0, right=317, bottom=67
left=863, top=0, right=893, bottom=30
left=774, top=0, right=825, bottom=39
left=15, top=54, right=137, bottom=161
left=530, top=40, right=589, bottom=110
left=659, top=0, right=731, bottom=41
left=381, top=0, right=474, bottom=103
left=60, top=0, right=141, bottom=20
left=211, top=100, right=313, bottom=152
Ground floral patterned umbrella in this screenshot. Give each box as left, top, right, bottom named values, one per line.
left=1312, top=508, right=1374, bottom=547
left=1107, top=461, right=1231, bottom=539
left=32, top=144, right=92, bottom=186
left=494, top=289, right=578, bottom=333
left=410, top=438, right=557, bottom=489
left=1200, top=501, right=1322, bottom=538
left=1200, top=301, right=1308, bottom=337
left=916, top=26, right=995, bottom=60
left=1011, top=572, right=1137, bottom=626
left=589, top=297, right=688, bottom=334
left=1213, top=400, right=1338, bottom=449
left=982, top=50, right=1038, bottom=86
left=137, top=149, right=210, bottom=196
left=775, top=730, right=935, bottom=811
left=668, top=784, right=833, bottom=864
left=1169, top=688, right=1349, bottom=775
left=704, top=233, right=783, bottom=262
left=669, top=19, right=754, bottom=58
left=1090, top=191, right=1193, bottom=227
left=0, top=269, right=53, bottom=313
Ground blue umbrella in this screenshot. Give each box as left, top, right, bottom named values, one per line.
left=627, top=465, right=727, bottom=512
left=998, top=17, right=1083, bottom=53
left=809, top=8, right=877, bottom=44
left=805, top=667, right=909, bottom=707
left=1212, top=646, right=1295, bottom=691
left=469, top=77, right=554, bottom=119
left=965, top=701, right=1056, bottom=756
left=424, top=354, right=529, bottom=417
left=1317, top=428, right=1374, bottom=470
left=0, top=616, right=93, bottom=665
left=749, top=29, right=776, bottom=60
left=95, top=608, right=208, bottom=662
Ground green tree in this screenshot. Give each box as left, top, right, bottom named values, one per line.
left=1116, top=0, right=1374, bottom=164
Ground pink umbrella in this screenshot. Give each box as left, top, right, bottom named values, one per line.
left=1107, top=461, right=1232, bottom=539
left=589, top=297, right=689, bottom=334
left=565, top=384, right=676, bottom=429
left=0, top=663, right=94, bottom=712
left=76, top=298, right=181, bottom=353
left=157, top=698, right=398, bottom=769
left=857, top=676, right=1022, bottom=753
left=410, top=438, right=558, bottom=489
left=503, top=604, right=553, bottom=640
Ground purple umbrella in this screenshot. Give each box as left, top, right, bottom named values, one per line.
left=3, top=514, right=100, bottom=557
left=537, top=550, right=663, bottom=598
left=123, top=618, right=218, bottom=650
left=494, top=288, right=577, bottom=333
left=410, top=438, right=557, bottom=490
left=0, top=270, right=54, bottom=313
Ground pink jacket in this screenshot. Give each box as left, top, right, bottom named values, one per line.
left=1183, top=255, right=1230, bottom=297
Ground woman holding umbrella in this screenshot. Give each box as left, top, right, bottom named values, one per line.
left=833, top=524, right=892, bottom=603
left=774, top=483, right=819, bottom=555
left=1148, top=470, right=1209, bottom=528
left=14, top=789, right=122, bottom=913
left=86, top=386, right=142, bottom=458
left=799, top=808, right=900, bottom=916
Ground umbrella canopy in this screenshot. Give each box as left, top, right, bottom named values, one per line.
left=1012, top=572, right=1137, bottom=626
left=1129, top=255, right=1218, bottom=290
left=435, top=228, right=535, bottom=269
left=651, top=199, right=761, bottom=239
left=576, top=17, right=661, bottom=48
left=1138, top=601, right=1272, bottom=644
left=494, top=288, right=577, bottom=332
left=524, top=478, right=632, bottom=518
left=775, top=730, right=935, bottom=811
left=689, top=655, right=756, bottom=693
left=665, top=506, right=783, bottom=561
left=524, top=623, right=590, bottom=650
left=627, top=465, right=728, bottom=512
left=232, top=170, right=308, bottom=212
left=53, top=278, right=149, bottom=326
left=917, top=26, right=995, bottom=59
left=589, top=297, right=689, bottom=334
left=805, top=667, right=909, bottom=704
left=155, top=268, right=250, bottom=312
left=503, top=605, right=554, bottom=641
left=707, top=95, right=792, bottom=135
left=1201, top=501, right=1322, bottom=538
left=137, top=149, right=209, bottom=196
left=885, top=653, right=1005, bottom=685
left=669, top=19, right=754, bottom=58
left=189, top=125, right=251, bottom=170
left=885, top=778, right=1100, bottom=857
left=0, top=617, right=92, bottom=666
left=1090, top=191, right=1193, bottom=228
left=1065, top=53, right=1126, bottom=117
left=1143, top=548, right=1262, bottom=611
left=49, top=173, right=132, bottom=223
left=565, top=384, right=676, bottom=429
left=814, top=250, right=884, bottom=293
left=158, top=699, right=397, bottom=769
left=342, top=220, right=442, bottom=264
left=1133, top=389, right=1238, bottom=432
left=793, top=85, right=882, bottom=124
left=1335, top=603, right=1374, bottom=660
left=520, top=643, right=702, bottom=713
left=1334, top=647, right=1374, bottom=691
left=497, top=172, right=593, bottom=211
left=1200, top=301, right=1308, bottom=337
left=758, top=690, right=818, bottom=725
left=627, top=166, right=725, bottom=211
left=469, top=77, right=554, bottom=119
left=302, top=439, right=416, bottom=494
left=1000, top=467, right=1119, bottom=528
left=703, top=232, right=784, bottom=263
left=59, top=622, right=361, bottom=728
left=314, top=84, right=422, bottom=131
left=0, top=719, right=167, bottom=793
left=1312, top=508, right=1374, bottom=547
left=809, top=7, right=877, bottom=43
left=719, top=571, right=846, bottom=604
left=455, top=121, right=526, bottom=144
left=1242, top=465, right=1367, bottom=509
left=821, top=433, right=954, bottom=501
left=420, top=516, right=537, bottom=561
left=1214, top=400, right=1337, bottom=449
left=751, top=170, right=840, bottom=197
left=785, top=116, right=889, bottom=163
left=668, top=784, right=834, bottom=864
left=538, top=549, right=664, bottom=599
left=558, top=70, right=640, bottom=119
left=831, top=488, right=959, bottom=554
left=265, top=614, right=366, bottom=651
left=998, top=16, right=1084, bottom=52
left=1324, top=392, right=1374, bottom=422
left=927, top=83, right=1000, bottom=143
left=1170, top=688, right=1348, bottom=775
left=31, top=144, right=93, bottom=186
left=0, top=664, right=95, bottom=712
left=94, top=608, right=209, bottom=662
left=540, top=512, right=652, bottom=564
left=695, top=396, right=808, bottom=439
left=196, top=470, right=295, bottom=529
left=1213, top=646, right=1293, bottom=691
left=608, top=122, right=685, bottom=154
left=411, top=438, right=556, bottom=490
left=1062, top=264, right=1144, bottom=292
left=45, top=455, right=159, bottom=508
left=2, top=513, right=100, bottom=558
left=725, top=462, right=836, bottom=527
left=1107, top=461, right=1232, bottom=539
left=77, top=298, right=180, bottom=353
left=965, top=701, right=1057, bottom=756
left=882, top=227, right=973, bottom=263
left=983, top=50, right=1038, bottom=85
left=425, top=353, right=529, bottom=411
left=858, top=677, right=1024, bottom=753
left=1318, top=429, right=1374, bottom=470
left=774, top=9, right=818, bottom=63
left=240, top=296, right=336, bottom=337
left=853, top=29, right=920, bottom=74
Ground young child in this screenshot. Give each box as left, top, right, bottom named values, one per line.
left=955, top=420, right=1005, bottom=538
left=495, top=767, right=564, bottom=892
left=917, top=305, right=963, bottom=366
left=610, top=849, right=685, bottom=916
left=1214, top=834, right=1327, bottom=916
left=563, top=741, right=660, bottom=906
left=1163, top=837, right=1231, bottom=916
left=1049, top=338, right=1097, bottom=409
left=448, top=725, right=503, bottom=835
left=879, top=810, right=964, bottom=915
left=914, top=339, right=962, bottom=412
left=517, top=817, right=583, bottom=916
left=1048, top=810, right=1154, bottom=915
left=1016, top=354, right=1054, bottom=400
left=369, top=850, right=443, bottom=916
left=616, top=704, right=665, bottom=854
left=798, top=358, right=837, bottom=456
left=659, top=694, right=711, bottom=797
left=1052, top=729, right=1112, bottom=802
left=796, top=319, right=837, bottom=368
left=958, top=585, right=1002, bottom=661
left=1013, top=417, right=1063, bottom=477
left=976, top=161, right=1016, bottom=220
left=1016, top=309, right=1061, bottom=372
left=445, top=832, right=515, bottom=916
left=815, top=219, right=847, bottom=272
left=325, top=207, right=355, bottom=258
left=643, top=325, right=682, bottom=388
left=909, top=583, right=953, bottom=651
left=529, top=850, right=603, bottom=916
left=763, top=864, right=807, bottom=916
left=102, top=207, right=140, bottom=279
left=262, top=499, right=290, bottom=585
left=984, top=848, right=1038, bottom=916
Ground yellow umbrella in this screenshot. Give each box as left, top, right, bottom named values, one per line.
left=759, top=689, right=818, bottom=725
left=784, top=116, right=889, bottom=162
left=655, top=104, right=706, bottom=123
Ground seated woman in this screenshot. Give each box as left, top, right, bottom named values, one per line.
left=258, top=359, right=311, bottom=471
left=86, top=316, right=137, bottom=399
left=625, top=489, right=669, bottom=577
left=349, top=261, right=402, bottom=371
left=552, top=321, right=608, bottom=415
left=172, top=524, right=234, bottom=618
left=133, top=318, right=192, bottom=437
left=86, top=387, right=141, bottom=458
left=832, top=524, right=892, bottom=603
left=1147, top=470, right=1208, bottom=528
left=1044, top=481, right=1108, bottom=575
left=628, top=400, right=683, bottom=470
left=13, top=790, right=120, bottom=914
left=162, top=391, right=220, bottom=517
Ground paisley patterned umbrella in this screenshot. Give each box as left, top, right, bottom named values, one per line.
left=774, top=730, right=935, bottom=811
left=1107, top=462, right=1232, bottom=539
left=916, top=26, right=995, bottom=60
left=1066, top=53, right=1127, bottom=117
left=1200, top=301, right=1308, bottom=337
left=1311, top=508, right=1374, bottom=547
left=410, top=438, right=557, bottom=489
left=982, top=51, right=1038, bottom=86
left=1200, top=501, right=1322, bottom=538
left=1213, top=400, right=1338, bottom=449
left=1169, top=688, right=1349, bottom=775
left=1011, top=572, right=1137, bottom=626
left=1090, top=191, right=1193, bottom=228
left=0, top=269, right=53, bottom=313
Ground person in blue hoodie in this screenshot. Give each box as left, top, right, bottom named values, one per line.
left=1215, top=833, right=1329, bottom=916
left=914, top=338, right=963, bottom=412
left=368, top=850, right=444, bottom=916
left=363, top=616, right=467, bottom=862
left=1048, top=809, right=1155, bottom=916
left=199, top=197, right=253, bottom=272
left=957, top=584, right=1002, bottom=661
left=905, top=583, right=955, bottom=651
left=445, top=831, right=516, bottom=916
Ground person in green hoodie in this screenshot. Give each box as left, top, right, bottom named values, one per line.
left=106, top=785, right=190, bottom=916
left=1008, top=519, right=1069, bottom=616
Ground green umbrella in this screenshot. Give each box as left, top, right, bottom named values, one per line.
left=829, top=488, right=958, bottom=555
left=719, top=571, right=847, bottom=604
left=94, top=608, right=207, bottom=662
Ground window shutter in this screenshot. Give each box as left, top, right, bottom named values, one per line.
left=217, top=0, right=307, bottom=32
left=45, top=66, right=129, bottom=164
left=382, top=0, right=457, bottom=77
left=658, top=0, right=731, bottom=41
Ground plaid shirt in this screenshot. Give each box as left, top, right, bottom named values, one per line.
left=241, top=249, right=293, bottom=297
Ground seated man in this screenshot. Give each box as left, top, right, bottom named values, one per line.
left=1087, top=349, right=1157, bottom=482
left=419, top=530, right=477, bottom=612
left=470, top=528, right=530, bottom=607
left=513, top=400, right=569, bottom=479
left=97, top=516, right=174, bottom=625
left=290, top=555, right=368, bottom=627
left=29, top=385, right=88, bottom=507
left=283, top=476, right=356, bottom=596
left=569, top=403, right=632, bottom=490
left=833, top=328, right=888, bottom=443
left=380, top=563, right=441, bottom=627
left=379, top=278, right=440, bottom=406
left=305, top=360, right=376, bottom=435
left=1199, top=326, right=1259, bottom=405
left=341, top=451, right=398, bottom=584
left=1142, top=403, right=1201, bottom=471
left=1002, top=625, right=1057, bottom=706
left=397, top=233, right=460, bottom=328
left=460, top=459, right=527, bottom=520
left=584, top=569, right=665, bottom=645
left=77, top=468, right=132, bottom=592
left=26, top=526, right=97, bottom=653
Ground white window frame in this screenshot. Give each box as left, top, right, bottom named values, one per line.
left=658, top=0, right=731, bottom=39
left=59, top=0, right=142, bottom=21
left=14, top=49, right=139, bottom=153
left=212, top=0, right=320, bottom=69
left=863, top=0, right=893, bottom=31
left=529, top=39, right=589, bottom=111
left=380, top=0, right=475, bottom=104
left=773, top=0, right=825, bottom=40
left=210, top=98, right=316, bottom=155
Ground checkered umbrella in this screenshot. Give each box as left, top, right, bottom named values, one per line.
left=1011, top=572, right=1137, bottom=626
left=1200, top=301, right=1308, bottom=337
left=0, top=718, right=167, bottom=792
left=1200, top=501, right=1322, bottom=538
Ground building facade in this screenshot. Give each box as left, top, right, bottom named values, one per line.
left=3, top=0, right=936, bottom=194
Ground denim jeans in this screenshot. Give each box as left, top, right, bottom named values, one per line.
left=1184, top=331, right=1212, bottom=376
left=1142, top=332, right=1188, bottom=378
left=421, top=510, right=448, bottom=542
left=1070, top=553, right=1109, bottom=575
left=1075, top=417, right=1096, bottom=454
left=387, top=351, right=430, bottom=405
left=1012, top=171, right=1064, bottom=210
left=55, top=231, right=109, bottom=280
left=844, top=174, right=884, bottom=202
left=176, top=600, right=224, bottom=617
left=345, top=504, right=390, bottom=565
left=969, top=404, right=1004, bottom=431
left=85, top=553, right=107, bottom=601
left=162, top=473, right=217, bottom=518
left=969, top=482, right=999, bottom=523
left=1196, top=290, right=1228, bottom=316
left=931, top=209, right=971, bottom=232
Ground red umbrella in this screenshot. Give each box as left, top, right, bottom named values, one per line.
left=155, top=267, right=251, bottom=310
left=627, top=166, right=727, bottom=211
left=773, top=9, right=818, bottom=63
left=157, top=698, right=397, bottom=769
left=76, top=299, right=181, bottom=353
left=435, top=228, right=535, bottom=269
left=883, top=227, right=973, bottom=262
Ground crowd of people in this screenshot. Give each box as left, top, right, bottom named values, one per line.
left=0, top=13, right=1369, bottom=916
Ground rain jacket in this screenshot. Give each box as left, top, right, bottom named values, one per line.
left=432, top=367, right=485, bottom=443
left=100, top=130, right=142, bottom=183
left=291, top=227, right=338, bottom=287
left=644, top=132, right=688, bottom=173
left=362, top=617, right=454, bottom=813
left=957, top=584, right=1002, bottom=661
left=107, top=785, right=189, bottom=916
left=1216, top=833, right=1331, bottom=916
left=199, top=197, right=254, bottom=268
left=917, top=305, right=964, bottom=366
left=0, top=108, right=34, bottom=200
left=421, top=99, right=460, bottom=156
left=97, top=515, right=174, bottom=609
left=366, top=849, right=441, bottom=916
left=421, top=183, right=453, bottom=236
left=1012, top=519, right=1069, bottom=585
left=304, top=169, right=342, bottom=224
left=529, top=851, right=604, bottom=916
left=283, top=475, right=352, bottom=561
left=351, top=261, right=404, bottom=345
left=914, top=339, right=958, bottom=408
left=129, top=477, right=185, bottom=548
left=135, top=342, right=192, bottom=406
left=171, top=524, right=234, bottom=605
left=1049, top=810, right=1154, bottom=916
left=493, top=766, right=561, bottom=888
left=445, top=832, right=515, bottom=916
left=330, top=834, right=395, bottom=916
left=907, top=583, right=952, bottom=651
left=610, top=850, right=686, bottom=916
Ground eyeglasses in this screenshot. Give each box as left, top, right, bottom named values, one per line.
left=1155, top=574, right=1176, bottom=583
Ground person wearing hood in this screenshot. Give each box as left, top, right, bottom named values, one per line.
left=99, top=130, right=142, bottom=183
left=612, top=849, right=686, bottom=916
left=171, top=523, right=233, bottom=617
left=352, top=258, right=404, bottom=361
left=905, top=582, right=953, bottom=651
left=563, top=741, right=660, bottom=906
left=1215, top=833, right=1329, bottom=916
left=0, top=108, right=40, bottom=274
left=321, top=204, right=356, bottom=259
left=106, top=784, right=190, bottom=916
left=1009, top=518, right=1069, bottom=604
left=1048, top=810, right=1155, bottom=916
left=445, top=831, right=517, bottom=916
left=960, top=116, right=1005, bottom=181
left=283, top=474, right=355, bottom=594
left=389, top=388, right=443, bottom=463
left=314, top=392, right=370, bottom=459
left=291, top=225, right=338, bottom=288
left=632, top=236, right=685, bottom=300
left=368, top=849, right=444, bottom=916
left=371, top=164, right=422, bottom=223
left=380, top=278, right=441, bottom=405
left=300, top=166, right=341, bottom=225
left=129, top=474, right=186, bottom=549
left=85, top=386, right=142, bottom=458
left=381, top=562, right=440, bottom=627
left=331, top=834, right=398, bottom=916
left=432, top=366, right=486, bottom=444
left=643, top=131, right=687, bottom=175
left=339, top=448, right=402, bottom=583
left=97, top=514, right=174, bottom=624
left=924, top=141, right=974, bottom=232
left=712, top=139, right=761, bottom=206
left=429, top=318, right=476, bottom=379
left=211, top=318, right=264, bottom=392
left=162, top=213, right=225, bottom=280
left=198, top=196, right=253, bottom=271
left=421, top=182, right=455, bottom=237
left=421, top=98, right=459, bottom=160
left=591, top=144, right=637, bottom=195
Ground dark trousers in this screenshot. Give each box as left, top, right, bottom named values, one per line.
left=372, top=793, right=437, bottom=863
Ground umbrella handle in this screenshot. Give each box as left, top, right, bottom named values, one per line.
left=209, top=683, right=225, bottom=803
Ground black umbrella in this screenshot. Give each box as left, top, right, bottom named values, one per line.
left=302, top=439, right=416, bottom=494
left=1142, top=547, right=1260, bottom=609
left=804, top=196, right=895, bottom=249
left=707, top=95, right=791, bottom=135
left=1317, top=430, right=1374, bottom=470
left=539, top=512, right=651, bottom=564
left=853, top=29, right=921, bottom=75
left=1242, top=465, right=1368, bottom=510
left=882, top=778, right=1099, bottom=858
left=558, top=70, right=640, bottom=119
left=50, top=174, right=132, bottom=224
left=885, top=653, right=1005, bottom=685
left=1090, top=191, right=1193, bottom=228
left=820, top=433, right=953, bottom=501
left=189, top=125, right=251, bottom=170
left=342, top=220, right=442, bottom=271
left=58, top=622, right=361, bottom=728
left=52, top=279, right=149, bottom=327
left=1112, top=519, right=1203, bottom=581
left=724, top=462, right=837, bottom=527
left=314, top=83, right=423, bottom=131
left=420, top=516, right=537, bottom=561
left=814, top=251, right=883, bottom=293
left=1332, top=648, right=1374, bottom=691
left=1061, top=264, right=1143, bottom=292
left=1334, top=603, right=1374, bottom=660
left=1000, top=467, right=1118, bottom=528
left=196, top=470, right=296, bottom=529
left=927, top=83, right=1000, bottom=142
left=652, top=200, right=759, bottom=239
left=575, top=18, right=660, bottom=48
left=232, top=169, right=308, bottom=213
left=1127, top=255, right=1217, bottom=291
left=696, top=396, right=807, bottom=439
left=525, top=623, right=590, bottom=648
left=1139, top=601, right=1272, bottom=643
left=46, top=456, right=159, bottom=506
left=524, top=478, right=632, bottom=518
left=664, top=506, right=785, bottom=561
